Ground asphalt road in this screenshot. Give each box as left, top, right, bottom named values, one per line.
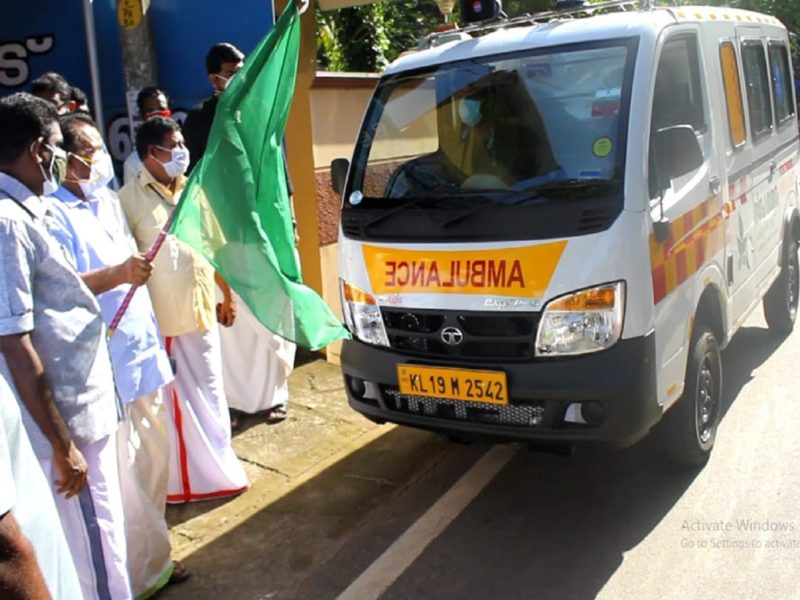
left=295, top=310, right=800, bottom=600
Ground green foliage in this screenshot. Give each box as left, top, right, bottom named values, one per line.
left=316, top=0, right=800, bottom=72
left=316, top=0, right=442, bottom=71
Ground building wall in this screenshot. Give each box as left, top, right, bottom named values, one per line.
left=310, top=72, right=378, bottom=245
left=309, top=72, right=378, bottom=362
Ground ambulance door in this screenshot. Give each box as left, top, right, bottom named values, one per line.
left=649, top=29, right=723, bottom=406
left=719, top=37, right=759, bottom=325
left=738, top=33, right=779, bottom=295
left=759, top=40, right=797, bottom=274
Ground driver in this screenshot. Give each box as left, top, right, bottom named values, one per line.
left=453, top=86, right=512, bottom=189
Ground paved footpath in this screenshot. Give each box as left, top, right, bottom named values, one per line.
left=162, top=353, right=455, bottom=599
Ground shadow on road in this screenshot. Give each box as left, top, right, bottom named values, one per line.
left=160, top=427, right=455, bottom=599
left=160, top=323, right=788, bottom=600
left=380, top=323, right=789, bottom=599
left=718, top=325, right=786, bottom=419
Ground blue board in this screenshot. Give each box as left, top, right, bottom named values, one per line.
left=0, top=0, right=274, bottom=163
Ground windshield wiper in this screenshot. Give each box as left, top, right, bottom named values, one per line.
left=440, top=180, right=621, bottom=226
left=437, top=188, right=527, bottom=228
left=509, top=178, right=619, bottom=203
left=363, top=197, right=431, bottom=229
left=364, top=189, right=506, bottom=230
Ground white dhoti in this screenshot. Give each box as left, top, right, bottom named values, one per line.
left=164, top=328, right=248, bottom=503
left=117, top=390, right=173, bottom=597
left=41, top=434, right=132, bottom=600
left=219, top=295, right=296, bottom=414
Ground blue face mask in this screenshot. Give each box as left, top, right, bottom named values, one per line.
left=458, top=98, right=482, bottom=127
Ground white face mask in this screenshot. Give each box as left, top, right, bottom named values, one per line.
left=213, top=73, right=232, bottom=91
left=33, top=141, right=67, bottom=196
left=155, top=145, right=190, bottom=179
left=72, top=150, right=115, bottom=197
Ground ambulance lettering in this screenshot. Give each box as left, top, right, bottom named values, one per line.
left=384, top=259, right=525, bottom=290
left=363, top=243, right=566, bottom=298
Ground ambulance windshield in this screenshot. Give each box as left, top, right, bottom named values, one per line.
left=349, top=39, right=635, bottom=205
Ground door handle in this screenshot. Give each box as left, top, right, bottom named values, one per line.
left=709, top=176, right=721, bottom=196
left=770, top=161, right=777, bottom=179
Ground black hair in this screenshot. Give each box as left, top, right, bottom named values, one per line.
left=70, top=86, right=88, bottom=105
left=31, top=72, right=71, bottom=102
left=136, top=86, right=169, bottom=113
left=136, top=116, right=180, bottom=160
left=0, top=93, right=59, bottom=165
left=59, top=112, right=98, bottom=154
left=205, top=43, right=244, bottom=75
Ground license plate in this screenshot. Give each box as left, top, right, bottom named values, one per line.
left=397, top=365, right=508, bottom=405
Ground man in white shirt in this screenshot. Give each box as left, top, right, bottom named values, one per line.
left=0, top=375, right=82, bottom=599
left=0, top=92, right=132, bottom=599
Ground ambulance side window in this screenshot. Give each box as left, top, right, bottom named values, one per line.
left=651, top=36, right=706, bottom=133
left=741, top=41, right=774, bottom=141
left=767, top=42, right=795, bottom=126
left=649, top=35, right=706, bottom=197
left=719, top=42, right=747, bottom=149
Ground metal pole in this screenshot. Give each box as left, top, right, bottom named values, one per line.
left=81, top=0, right=105, bottom=130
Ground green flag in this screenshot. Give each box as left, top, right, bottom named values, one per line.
left=171, top=3, right=349, bottom=351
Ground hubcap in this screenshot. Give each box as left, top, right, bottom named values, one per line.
left=696, top=357, right=717, bottom=445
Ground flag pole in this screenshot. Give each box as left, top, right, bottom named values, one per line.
left=107, top=202, right=183, bottom=337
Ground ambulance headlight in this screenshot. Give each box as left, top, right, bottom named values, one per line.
left=535, top=282, right=625, bottom=356
left=340, top=280, right=389, bottom=347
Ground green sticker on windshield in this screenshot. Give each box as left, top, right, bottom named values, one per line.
left=592, top=137, right=613, bottom=158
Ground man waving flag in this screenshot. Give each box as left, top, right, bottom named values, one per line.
left=170, top=1, right=349, bottom=350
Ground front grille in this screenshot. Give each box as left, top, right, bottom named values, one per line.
left=381, top=308, right=539, bottom=361
left=384, top=388, right=545, bottom=427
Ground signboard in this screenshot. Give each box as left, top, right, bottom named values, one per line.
left=1, top=0, right=274, bottom=166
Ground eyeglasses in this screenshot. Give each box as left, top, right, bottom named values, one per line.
left=69, top=152, right=99, bottom=167
left=154, top=144, right=185, bottom=153
left=42, top=142, right=67, bottom=160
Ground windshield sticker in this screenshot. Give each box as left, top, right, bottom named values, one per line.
left=592, top=137, right=613, bottom=158
left=362, top=243, right=567, bottom=298
left=591, top=87, right=621, bottom=117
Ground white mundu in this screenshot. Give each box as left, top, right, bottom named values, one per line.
left=41, top=435, right=132, bottom=600
left=117, top=391, right=173, bottom=594
left=219, top=291, right=296, bottom=415
left=164, top=328, right=249, bottom=503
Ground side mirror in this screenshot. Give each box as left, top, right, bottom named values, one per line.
left=651, top=125, right=703, bottom=195
left=653, top=218, right=671, bottom=244
left=331, top=158, right=349, bottom=196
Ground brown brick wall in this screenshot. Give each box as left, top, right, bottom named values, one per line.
left=316, top=170, right=340, bottom=246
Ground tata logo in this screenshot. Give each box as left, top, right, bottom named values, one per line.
left=440, top=326, right=464, bottom=346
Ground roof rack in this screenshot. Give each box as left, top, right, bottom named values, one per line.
left=420, top=0, right=642, bottom=48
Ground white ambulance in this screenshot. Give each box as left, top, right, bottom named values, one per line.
left=332, top=2, right=799, bottom=465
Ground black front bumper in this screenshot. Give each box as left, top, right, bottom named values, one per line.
left=341, top=333, right=661, bottom=447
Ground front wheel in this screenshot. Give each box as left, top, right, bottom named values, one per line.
left=661, top=329, right=722, bottom=467
left=763, top=240, right=799, bottom=334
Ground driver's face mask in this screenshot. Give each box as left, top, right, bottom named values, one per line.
left=458, top=97, right=483, bottom=127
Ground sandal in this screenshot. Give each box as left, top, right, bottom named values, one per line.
left=265, top=405, right=288, bottom=424
left=168, top=560, right=192, bottom=585
left=229, top=409, right=244, bottom=432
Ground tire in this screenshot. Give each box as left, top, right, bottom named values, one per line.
left=764, top=241, right=799, bottom=334
left=661, top=328, right=722, bottom=467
